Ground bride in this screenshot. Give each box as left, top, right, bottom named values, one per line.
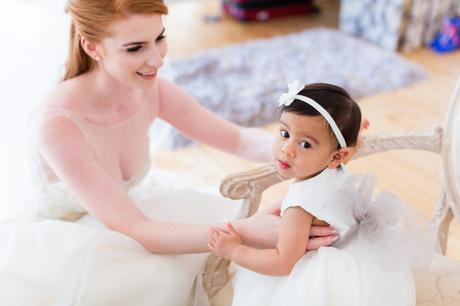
left=0, top=1, right=339, bottom=305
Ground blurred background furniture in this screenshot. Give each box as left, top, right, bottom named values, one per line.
left=222, top=0, right=318, bottom=21
left=339, top=0, right=460, bottom=51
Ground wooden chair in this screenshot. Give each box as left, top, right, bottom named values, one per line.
left=201, top=77, right=460, bottom=306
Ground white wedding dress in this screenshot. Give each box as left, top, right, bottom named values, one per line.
left=0, top=105, right=241, bottom=306
left=232, top=167, right=417, bottom=306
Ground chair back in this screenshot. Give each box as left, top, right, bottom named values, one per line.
left=442, top=78, right=460, bottom=220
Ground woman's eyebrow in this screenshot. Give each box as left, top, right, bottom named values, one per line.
left=122, top=28, right=165, bottom=47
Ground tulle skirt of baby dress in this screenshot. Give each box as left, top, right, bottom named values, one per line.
left=0, top=169, right=241, bottom=306
left=231, top=175, right=427, bottom=306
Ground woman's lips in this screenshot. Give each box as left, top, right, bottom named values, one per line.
left=277, top=159, right=291, bottom=169
left=136, top=71, right=156, bottom=80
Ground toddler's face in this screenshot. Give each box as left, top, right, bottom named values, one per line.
left=272, top=111, right=338, bottom=181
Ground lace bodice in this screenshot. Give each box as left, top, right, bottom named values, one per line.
left=27, top=100, right=155, bottom=221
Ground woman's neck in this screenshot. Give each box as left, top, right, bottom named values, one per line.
left=81, top=67, right=146, bottom=113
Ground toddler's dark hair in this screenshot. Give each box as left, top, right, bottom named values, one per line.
left=281, top=83, right=361, bottom=148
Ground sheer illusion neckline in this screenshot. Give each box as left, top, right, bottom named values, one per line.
left=70, top=101, right=147, bottom=129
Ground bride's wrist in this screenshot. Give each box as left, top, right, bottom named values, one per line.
left=231, top=219, right=249, bottom=243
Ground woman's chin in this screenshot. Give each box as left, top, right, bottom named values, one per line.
left=132, top=77, right=158, bottom=90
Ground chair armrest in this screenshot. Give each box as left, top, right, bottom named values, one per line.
left=353, top=126, right=443, bottom=159
left=220, top=164, right=283, bottom=218
left=219, top=126, right=443, bottom=219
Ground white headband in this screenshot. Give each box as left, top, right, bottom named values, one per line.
left=278, top=80, right=347, bottom=149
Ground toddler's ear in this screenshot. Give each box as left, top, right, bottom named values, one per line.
left=327, top=148, right=351, bottom=169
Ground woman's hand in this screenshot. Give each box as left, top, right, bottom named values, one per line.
left=307, top=226, right=339, bottom=251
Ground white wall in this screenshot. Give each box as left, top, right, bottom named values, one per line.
left=0, top=1, right=70, bottom=218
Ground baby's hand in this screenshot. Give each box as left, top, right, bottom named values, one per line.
left=208, top=223, right=242, bottom=260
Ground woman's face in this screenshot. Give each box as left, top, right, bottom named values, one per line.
left=96, top=14, right=167, bottom=89
left=272, top=111, right=338, bottom=181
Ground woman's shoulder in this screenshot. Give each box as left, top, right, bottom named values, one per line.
left=42, top=76, right=86, bottom=111
left=156, top=77, right=193, bottom=102
left=31, top=79, right=88, bottom=146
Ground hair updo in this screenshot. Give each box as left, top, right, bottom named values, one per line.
left=63, top=0, right=168, bottom=81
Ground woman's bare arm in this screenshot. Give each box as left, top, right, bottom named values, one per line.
left=157, top=78, right=273, bottom=162
left=38, top=115, right=260, bottom=254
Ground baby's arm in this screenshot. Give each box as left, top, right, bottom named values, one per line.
left=209, top=207, right=313, bottom=276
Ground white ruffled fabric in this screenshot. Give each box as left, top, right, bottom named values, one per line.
left=232, top=170, right=422, bottom=306
left=0, top=168, right=242, bottom=306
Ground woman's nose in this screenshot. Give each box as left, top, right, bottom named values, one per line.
left=147, top=47, right=164, bottom=68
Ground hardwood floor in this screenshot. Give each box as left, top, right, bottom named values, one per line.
left=155, top=0, right=460, bottom=263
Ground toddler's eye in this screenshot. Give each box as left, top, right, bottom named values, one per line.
left=280, top=130, right=289, bottom=138
left=299, top=140, right=311, bottom=149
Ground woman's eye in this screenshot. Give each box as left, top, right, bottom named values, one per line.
left=156, top=35, right=166, bottom=42
left=280, top=130, right=289, bottom=138
left=299, top=140, right=312, bottom=149
left=127, top=45, right=142, bottom=53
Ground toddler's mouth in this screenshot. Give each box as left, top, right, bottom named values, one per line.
left=277, top=159, right=291, bottom=169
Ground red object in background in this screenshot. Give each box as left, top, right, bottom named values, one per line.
left=223, top=0, right=318, bottom=21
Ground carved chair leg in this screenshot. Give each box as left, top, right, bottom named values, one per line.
left=202, top=254, right=232, bottom=301
left=239, top=194, right=262, bottom=218
left=430, top=191, right=454, bottom=254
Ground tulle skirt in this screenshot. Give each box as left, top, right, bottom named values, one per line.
left=232, top=243, right=415, bottom=306
left=0, top=185, right=241, bottom=306
left=231, top=175, right=427, bottom=306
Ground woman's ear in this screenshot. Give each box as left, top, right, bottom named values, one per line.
left=327, top=148, right=351, bottom=169
left=80, top=37, right=100, bottom=61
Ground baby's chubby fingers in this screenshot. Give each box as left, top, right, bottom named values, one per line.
left=208, top=242, right=217, bottom=253
left=208, top=226, right=218, bottom=237
left=226, top=222, right=237, bottom=235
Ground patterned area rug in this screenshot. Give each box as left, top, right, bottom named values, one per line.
left=161, top=28, right=427, bottom=148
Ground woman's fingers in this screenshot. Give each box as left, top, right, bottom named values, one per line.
left=258, top=200, right=282, bottom=216
left=361, top=118, right=370, bottom=130
left=306, top=234, right=339, bottom=251
left=309, top=225, right=336, bottom=237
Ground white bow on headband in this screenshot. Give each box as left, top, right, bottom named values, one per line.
left=278, top=80, right=304, bottom=107
left=278, top=80, right=347, bottom=149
